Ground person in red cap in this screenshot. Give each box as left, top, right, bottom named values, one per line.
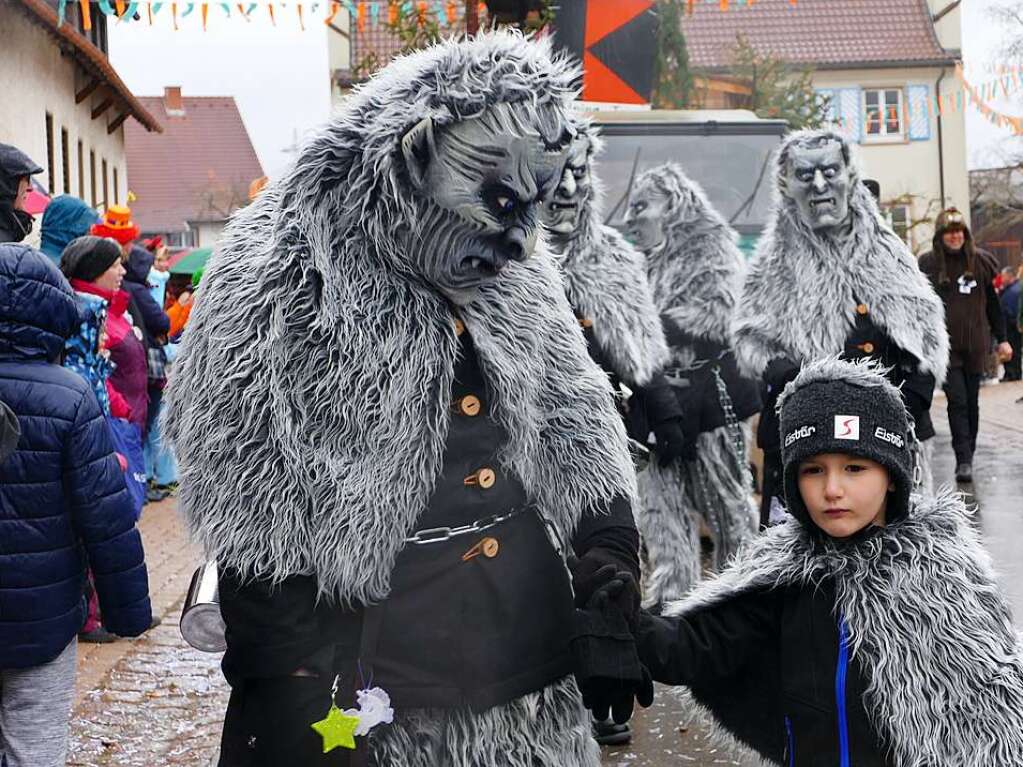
left=90, top=204, right=140, bottom=252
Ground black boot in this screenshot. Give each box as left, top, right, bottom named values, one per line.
left=593, top=717, right=631, bottom=746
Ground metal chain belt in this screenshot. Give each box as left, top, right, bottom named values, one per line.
left=714, top=364, right=747, bottom=468
left=405, top=509, right=521, bottom=545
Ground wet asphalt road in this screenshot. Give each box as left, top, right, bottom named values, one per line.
left=601, top=381, right=1023, bottom=767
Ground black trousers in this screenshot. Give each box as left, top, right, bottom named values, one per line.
left=944, top=367, right=982, bottom=464
left=1005, top=323, right=1022, bottom=380
left=219, top=676, right=357, bottom=766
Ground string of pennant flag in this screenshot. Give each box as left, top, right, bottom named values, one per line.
left=57, top=1, right=484, bottom=31
left=57, top=0, right=799, bottom=31
left=955, top=63, right=1023, bottom=135
left=52, top=1, right=1023, bottom=134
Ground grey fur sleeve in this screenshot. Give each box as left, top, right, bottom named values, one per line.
left=561, top=225, right=669, bottom=386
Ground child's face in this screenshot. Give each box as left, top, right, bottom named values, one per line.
left=797, top=453, right=893, bottom=538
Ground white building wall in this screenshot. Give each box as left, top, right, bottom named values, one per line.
left=0, top=5, right=129, bottom=229
left=327, top=13, right=353, bottom=111
left=192, top=220, right=227, bottom=250
left=813, top=65, right=969, bottom=253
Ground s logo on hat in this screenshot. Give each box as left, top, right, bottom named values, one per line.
left=834, top=415, right=860, bottom=440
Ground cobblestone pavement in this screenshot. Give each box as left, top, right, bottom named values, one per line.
left=67, top=382, right=1023, bottom=767
left=67, top=500, right=227, bottom=767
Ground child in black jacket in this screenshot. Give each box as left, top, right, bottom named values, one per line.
left=586, top=358, right=1023, bottom=766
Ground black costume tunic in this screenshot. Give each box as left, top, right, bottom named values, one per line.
left=632, top=318, right=761, bottom=460
left=574, top=311, right=683, bottom=453
left=216, top=319, right=637, bottom=766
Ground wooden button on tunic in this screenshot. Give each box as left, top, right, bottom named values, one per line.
left=859, top=342, right=875, bottom=354
left=454, top=395, right=482, bottom=417
left=481, top=537, right=500, bottom=558
left=464, top=468, right=496, bottom=489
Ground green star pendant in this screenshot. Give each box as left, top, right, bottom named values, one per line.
left=310, top=704, right=360, bottom=753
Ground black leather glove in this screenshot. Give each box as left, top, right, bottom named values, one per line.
left=569, top=549, right=640, bottom=629
left=763, top=357, right=800, bottom=394
left=571, top=574, right=655, bottom=724
left=652, top=416, right=686, bottom=467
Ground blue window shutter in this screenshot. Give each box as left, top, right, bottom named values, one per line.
left=838, top=88, right=862, bottom=143
left=907, top=85, right=931, bottom=140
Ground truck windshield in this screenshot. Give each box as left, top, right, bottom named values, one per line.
left=593, top=129, right=782, bottom=243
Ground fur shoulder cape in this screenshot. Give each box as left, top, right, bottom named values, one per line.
left=732, top=135, right=949, bottom=384
left=665, top=490, right=1023, bottom=767
left=634, top=163, right=745, bottom=346
left=558, top=194, right=669, bottom=386
left=163, top=32, right=636, bottom=605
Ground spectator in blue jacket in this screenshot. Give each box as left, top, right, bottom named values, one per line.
left=39, top=195, right=100, bottom=265
left=0, top=242, right=151, bottom=767
left=123, top=243, right=173, bottom=502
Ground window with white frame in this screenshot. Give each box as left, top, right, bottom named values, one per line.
left=863, top=88, right=904, bottom=141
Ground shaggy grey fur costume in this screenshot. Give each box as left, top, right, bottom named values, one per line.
left=164, top=32, right=635, bottom=766
left=627, top=163, right=757, bottom=607
left=732, top=130, right=949, bottom=493
left=552, top=131, right=669, bottom=388
left=664, top=488, right=1023, bottom=766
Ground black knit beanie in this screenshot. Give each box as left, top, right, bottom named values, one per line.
left=59, top=235, right=121, bottom=283
left=778, top=357, right=914, bottom=529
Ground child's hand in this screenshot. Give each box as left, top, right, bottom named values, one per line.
left=570, top=552, right=641, bottom=630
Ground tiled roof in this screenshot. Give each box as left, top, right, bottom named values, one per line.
left=681, top=0, right=955, bottom=71
left=12, top=0, right=161, bottom=132
left=125, top=95, right=264, bottom=233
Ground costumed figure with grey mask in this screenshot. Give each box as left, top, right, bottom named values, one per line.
left=541, top=125, right=684, bottom=747
left=732, top=129, right=949, bottom=527
left=165, top=33, right=653, bottom=767
left=623, top=163, right=761, bottom=611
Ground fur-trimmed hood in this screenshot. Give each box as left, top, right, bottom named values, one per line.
left=631, top=163, right=745, bottom=346
left=553, top=127, right=669, bottom=387
left=732, top=130, right=949, bottom=384
left=163, top=32, right=636, bottom=605
left=666, top=490, right=1023, bottom=766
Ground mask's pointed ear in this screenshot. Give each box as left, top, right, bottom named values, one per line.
left=401, top=117, right=436, bottom=190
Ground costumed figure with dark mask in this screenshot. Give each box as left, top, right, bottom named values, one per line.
left=919, top=208, right=1009, bottom=484
left=165, top=33, right=652, bottom=767
left=0, top=143, right=44, bottom=244
left=542, top=128, right=684, bottom=467
left=541, top=125, right=683, bottom=746
left=733, top=130, right=949, bottom=526
left=623, top=163, right=761, bottom=610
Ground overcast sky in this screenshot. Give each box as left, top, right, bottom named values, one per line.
left=109, top=6, right=332, bottom=179
left=961, top=0, right=1023, bottom=168
left=109, top=1, right=1022, bottom=177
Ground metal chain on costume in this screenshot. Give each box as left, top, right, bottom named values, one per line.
left=713, top=364, right=747, bottom=467
left=404, top=509, right=521, bottom=544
